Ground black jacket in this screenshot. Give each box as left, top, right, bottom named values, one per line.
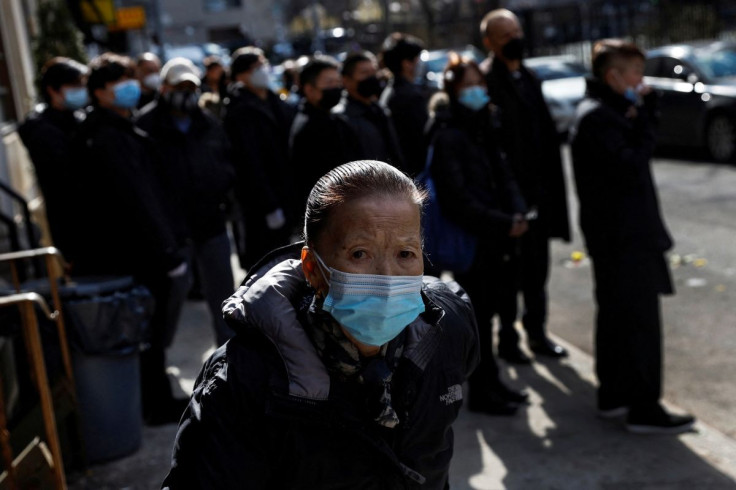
left=427, top=97, right=527, bottom=253
left=162, top=244, right=480, bottom=490
left=333, top=95, right=406, bottom=171
left=223, top=84, right=297, bottom=220
left=570, top=78, right=673, bottom=258
left=18, top=105, right=84, bottom=255
left=69, top=107, right=183, bottom=277
left=136, top=101, right=235, bottom=243
left=289, top=100, right=361, bottom=210
left=380, top=78, right=428, bottom=176
left=485, top=56, right=570, bottom=241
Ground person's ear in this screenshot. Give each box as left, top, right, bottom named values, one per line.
left=604, top=68, right=622, bottom=92
left=482, top=36, right=492, bottom=53
left=301, top=247, right=328, bottom=296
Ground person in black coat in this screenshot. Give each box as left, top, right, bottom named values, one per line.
left=223, top=47, right=297, bottom=270
left=333, top=51, right=406, bottom=172
left=379, top=33, right=428, bottom=176
left=480, top=8, right=571, bottom=363
left=136, top=57, right=236, bottom=347
left=570, top=39, right=695, bottom=434
left=427, top=55, right=529, bottom=416
left=71, top=53, right=189, bottom=425
left=162, top=162, right=479, bottom=489
left=18, top=57, right=89, bottom=257
left=289, top=56, right=360, bottom=210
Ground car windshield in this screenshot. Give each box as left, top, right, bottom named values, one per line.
left=692, top=48, right=736, bottom=80
left=527, top=60, right=588, bottom=81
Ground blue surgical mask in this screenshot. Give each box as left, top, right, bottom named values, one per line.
left=623, top=86, right=639, bottom=104
left=312, top=251, right=426, bottom=347
left=63, top=87, right=89, bottom=110
left=458, top=86, right=490, bottom=112
left=112, top=80, right=141, bottom=109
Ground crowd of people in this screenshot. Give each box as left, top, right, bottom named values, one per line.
left=18, top=6, right=696, bottom=488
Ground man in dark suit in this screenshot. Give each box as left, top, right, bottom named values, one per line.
left=570, top=39, right=695, bottom=433
left=480, top=9, right=571, bottom=363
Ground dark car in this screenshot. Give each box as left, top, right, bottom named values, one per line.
left=645, top=41, right=736, bottom=162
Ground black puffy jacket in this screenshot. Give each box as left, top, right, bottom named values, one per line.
left=162, top=244, right=480, bottom=490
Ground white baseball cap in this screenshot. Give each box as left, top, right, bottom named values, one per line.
left=161, top=57, right=201, bottom=86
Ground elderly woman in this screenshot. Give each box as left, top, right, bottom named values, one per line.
left=162, top=160, right=479, bottom=489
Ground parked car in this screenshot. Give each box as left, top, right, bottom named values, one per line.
left=645, top=41, right=736, bottom=162
left=525, top=55, right=588, bottom=135
left=418, top=45, right=485, bottom=90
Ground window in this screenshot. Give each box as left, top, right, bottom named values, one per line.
left=203, top=0, right=242, bottom=13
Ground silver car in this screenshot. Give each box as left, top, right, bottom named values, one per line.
left=525, top=55, right=588, bottom=135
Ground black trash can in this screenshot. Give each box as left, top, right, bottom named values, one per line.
left=60, top=276, right=154, bottom=463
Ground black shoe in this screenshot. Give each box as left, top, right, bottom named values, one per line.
left=528, top=337, right=569, bottom=358
left=626, top=404, right=696, bottom=434
left=597, top=406, right=629, bottom=419
left=498, top=345, right=533, bottom=365
left=144, top=397, right=190, bottom=426
left=467, top=391, right=520, bottom=416
left=492, top=381, right=530, bottom=404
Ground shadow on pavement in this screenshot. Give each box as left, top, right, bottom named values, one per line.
left=451, top=355, right=736, bottom=489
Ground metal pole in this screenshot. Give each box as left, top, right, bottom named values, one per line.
left=311, top=0, right=324, bottom=53
left=17, top=298, right=66, bottom=490
left=149, top=0, right=165, bottom=55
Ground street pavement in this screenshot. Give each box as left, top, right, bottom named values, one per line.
left=68, top=151, right=736, bottom=489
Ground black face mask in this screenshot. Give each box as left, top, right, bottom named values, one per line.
left=502, top=38, right=525, bottom=61
left=357, top=75, right=384, bottom=99
left=164, top=90, right=199, bottom=114
left=319, top=87, right=343, bottom=110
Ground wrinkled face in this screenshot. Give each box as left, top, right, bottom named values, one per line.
left=484, top=15, right=523, bottom=55
left=302, top=194, right=423, bottom=295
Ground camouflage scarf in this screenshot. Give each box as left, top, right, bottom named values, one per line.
left=300, top=293, right=403, bottom=429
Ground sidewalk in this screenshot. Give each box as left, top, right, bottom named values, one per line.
left=68, top=299, right=736, bottom=489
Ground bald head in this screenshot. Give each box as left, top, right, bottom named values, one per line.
left=480, top=9, right=524, bottom=66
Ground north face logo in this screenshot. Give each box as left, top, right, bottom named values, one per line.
left=439, top=384, right=463, bottom=405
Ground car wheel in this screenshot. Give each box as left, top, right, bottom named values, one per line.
left=706, top=115, right=736, bottom=162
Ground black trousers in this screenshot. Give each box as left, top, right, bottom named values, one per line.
left=591, top=252, right=670, bottom=410
left=139, top=271, right=189, bottom=415
left=498, top=219, right=550, bottom=346
left=455, top=252, right=509, bottom=393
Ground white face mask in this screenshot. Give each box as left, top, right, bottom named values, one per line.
left=143, top=73, right=161, bottom=91
left=249, top=67, right=270, bottom=90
